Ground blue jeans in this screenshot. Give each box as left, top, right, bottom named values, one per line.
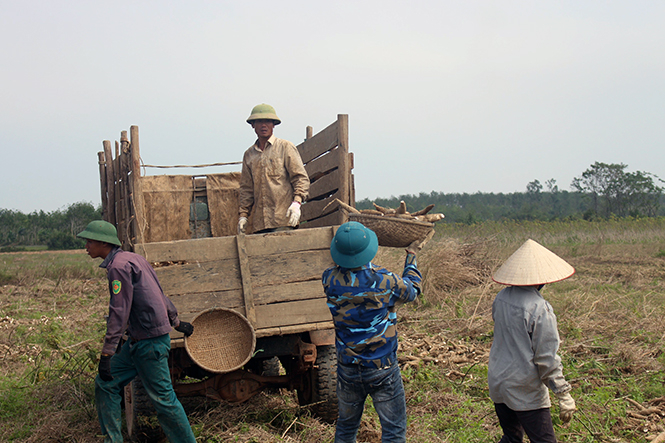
left=95, top=334, right=196, bottom=443
left=335, top=360, right=407, bottom=443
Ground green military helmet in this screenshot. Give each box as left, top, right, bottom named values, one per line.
left=246, top=103, right=281, bottom=125
left=76, top=220, right=122, bottom=246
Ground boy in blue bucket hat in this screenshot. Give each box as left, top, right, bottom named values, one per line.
left=322, top=221, right=433, bottom=443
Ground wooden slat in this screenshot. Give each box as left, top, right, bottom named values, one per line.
left=255, top=298, right=332, bottom=329
left=168, top=289, right=245, bottom=313
left=137, top=226, right=333, bottom=263
left=255, top=321, right=334, bottom=338
left=136, top=236, right=238, bottom=263
left=302, top=211, right=345, bottom=229
left=297, top=120, right=339, bottom=164
left=244, top=226, right=334, bottom=256
left=249, top=249, right=333, bottom=287
left=253, top=279, right=327, bottom=305
left=154, top=259, right=242, bottom=296
left=305, top=147, right=343, bottom=183
left=309, top=168, right=342, bottom=201
left=301, top=190, right=344, bottom=222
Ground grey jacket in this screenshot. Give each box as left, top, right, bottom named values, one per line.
left=488, top=286, right=571, bottom=411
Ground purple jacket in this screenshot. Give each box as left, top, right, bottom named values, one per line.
left=100, top=247, right=180, bottom=355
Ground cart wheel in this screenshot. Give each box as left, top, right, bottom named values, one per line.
left=297, top=344, right=338, bottom=422
left=124, top=376, right=165, bottom=443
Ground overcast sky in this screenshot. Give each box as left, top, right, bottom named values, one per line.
left=1, top=1, right=664, bottom=213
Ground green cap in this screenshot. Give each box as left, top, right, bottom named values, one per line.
left=246, top=103, right=281, bottom=125
left=76, top=220, right=122, bottom=246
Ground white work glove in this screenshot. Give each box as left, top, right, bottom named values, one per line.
left=286, top=201, right=301, bottom=227
left=237, top=217, right=248, bottom=235
left=556, top=391, right=576, bottom=423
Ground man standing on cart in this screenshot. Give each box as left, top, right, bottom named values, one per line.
left=238, top=103, right=310, bottom=234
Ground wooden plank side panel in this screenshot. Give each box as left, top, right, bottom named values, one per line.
left=244, top=226, right=334, bottom=256
left=155, top=258, right=242, bottom=296
left=254, top=279, right=327, bottom=305
left=249, top=249, right=334, bottom=287
left=168, top=289, right=245, bottom=314
left=255, top=298, right=332, bottom=330
left=136, top=236, right=238, bottom=263
left=297, top=120, right=339, bottom=164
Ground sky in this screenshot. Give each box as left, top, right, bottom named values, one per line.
left=1, top=1, right=664, bottom=213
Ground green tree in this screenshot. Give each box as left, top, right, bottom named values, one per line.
left=571, top=162, right=663, bottom=217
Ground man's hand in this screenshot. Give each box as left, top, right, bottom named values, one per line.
left=406, top=230, right=435, bottom=255
left=556, top=391, right=577, bottom=423
left=286, top=201, right=301, bottom=227
left=238, top=217, right=248, bottom=235
left=175, top=321, right=194, bottom=337
left=98, top=355, right=113, bottom=382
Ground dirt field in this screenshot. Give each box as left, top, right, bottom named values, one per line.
left=1, top=219, right=665, bottom=442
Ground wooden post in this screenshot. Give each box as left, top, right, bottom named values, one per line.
left=337, top=114, right=351, bottom=218
left=129, top=126, right=145, bottom=246
left=103, top=140, right=116, bottom=225
left=113, top=141, right=123, bottom=244
left=119, top=131, right=132, bottom=250
left=98, top=151, right=107, bottom=221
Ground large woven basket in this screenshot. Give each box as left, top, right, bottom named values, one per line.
left=184, top=308, right=256, bottom=374
left=348, top=213, right=434, bottom=248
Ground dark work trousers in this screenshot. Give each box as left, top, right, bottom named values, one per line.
left=494, top=403, right=557, bottom=443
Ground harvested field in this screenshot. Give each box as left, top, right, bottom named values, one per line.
left=1, top=218, right=665, bottom=442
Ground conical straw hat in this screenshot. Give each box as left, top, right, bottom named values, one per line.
left=492, top=239, right=575, bottom=286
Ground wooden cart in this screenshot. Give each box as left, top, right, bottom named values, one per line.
left=97, top=115, right=354, bottom=441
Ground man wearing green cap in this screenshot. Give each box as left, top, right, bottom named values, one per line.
left=322, top=221, right=431, bottom=443
left=77, top=220, right=196, bottom=443
left=238, top=103, right=310, bottom=234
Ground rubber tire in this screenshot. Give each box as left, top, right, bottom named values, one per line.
left=124, top=376, right=165, bottom=443
left=297, top=344, right=338, bottom=422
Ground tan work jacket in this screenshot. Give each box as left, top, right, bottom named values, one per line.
left=238, top=135, right=310, bottom=233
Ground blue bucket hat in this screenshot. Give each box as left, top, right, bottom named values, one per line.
left=330, top=221, right=378, bottom=269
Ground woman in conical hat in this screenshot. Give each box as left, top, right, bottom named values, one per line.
left=488, top=239, right=577, bottom=443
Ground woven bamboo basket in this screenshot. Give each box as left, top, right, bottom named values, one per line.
left=184, top=308, right=256, bottom=374
left=348, top=213, right=434, bottom=248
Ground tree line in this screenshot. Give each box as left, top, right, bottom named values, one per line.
left=357, top=162, right=665, bottom=224
left=0, top=202, right=101, bottom=251
left=1, top=162, right=662, bottom=250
